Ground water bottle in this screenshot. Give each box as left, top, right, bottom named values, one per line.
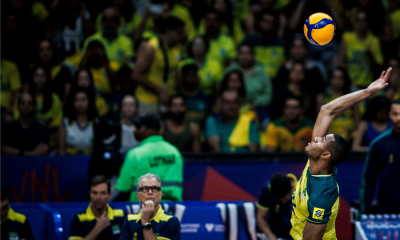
left=377, top=214, right=384, bottom=240
left=369, top=214, right=377, bottom=240
left=383, top=214, right=390, bottom=240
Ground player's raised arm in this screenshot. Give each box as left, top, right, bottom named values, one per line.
left=312, top=68, right=391, bottom=139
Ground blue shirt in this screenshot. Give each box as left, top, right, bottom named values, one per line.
left=120, top=206, right=180, bottom=240
left=360, top=129, right=400, bottom=214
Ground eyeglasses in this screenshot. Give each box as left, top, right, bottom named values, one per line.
left=139, top=186, right=161, bottom=193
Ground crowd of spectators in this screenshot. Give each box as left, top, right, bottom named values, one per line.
left=2, top=0, right=400, bottom=156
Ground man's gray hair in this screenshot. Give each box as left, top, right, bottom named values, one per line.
left=136, top=173, right=162, bottom=191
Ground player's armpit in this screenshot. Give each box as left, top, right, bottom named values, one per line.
left=303, top=221, right=327, bottom=240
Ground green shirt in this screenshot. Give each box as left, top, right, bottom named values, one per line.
left=117, top=136, right=183, bottom=202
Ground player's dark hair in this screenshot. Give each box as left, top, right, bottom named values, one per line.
left=91, top=175, right=111, bottom=193
left=181, top=63, right=198, bottom=76
left=328, top=134, right=350, bottom=167
left=186, top=35, right=210, bottom=58
left=1, top=186, right=9, bottom=201
left=270, top=173, right=292, bottom=199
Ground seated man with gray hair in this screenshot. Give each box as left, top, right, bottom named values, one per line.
left=120, top=173, right=181, bottom=240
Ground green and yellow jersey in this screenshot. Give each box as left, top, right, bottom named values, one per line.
left=290, top=160, right=340, bottom=240
left=135, top=37, right=180, bottom=104
left=343, top=32, right=383, bottom=87
left=1, top=59, right=21, bottom=108
left=262, top=117, right=314, bottom=152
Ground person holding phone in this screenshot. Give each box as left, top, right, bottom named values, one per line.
left=120, top=173, right=181, bottom=240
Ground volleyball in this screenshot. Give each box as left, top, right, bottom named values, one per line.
left=304, top=13, right=336, bottom=45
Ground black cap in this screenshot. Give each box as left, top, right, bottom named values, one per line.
left=129, top=114, right=161, bottom=131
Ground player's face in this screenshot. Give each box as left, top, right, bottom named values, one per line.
left=304, top=134, right=335, bottom=158
left=389, top=104, right=400, bottom=132
left=1, top=199, right=10, bottom=222
left=74, top=92, right=89, bottom=114
left=137, top=178, right=162, bottom=205
left=77, top=70, right=91, bottom=88
left=90, top=183, right=110, bottom=210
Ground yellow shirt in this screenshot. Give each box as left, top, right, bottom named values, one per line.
left=290, top=160, right=340, bottom=240
left=1, top=59, right=21, bottom=108
left=207, top=34, right=237, bottom=67
left=262, top=117, right=314, bottom=152
left=96, top=94, right=108, bottom=116
left=178, top=58, right=223, bottom=95
left=82, top=32, right=133, bottom=68
left=135, top=37, right=180, bottom=104
left=343, top=32, right=383, bottom=87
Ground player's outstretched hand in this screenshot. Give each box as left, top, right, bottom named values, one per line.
left=367, top=67, right=391, bottom=95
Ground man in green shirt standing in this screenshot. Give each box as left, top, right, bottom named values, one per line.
left=116, top=114, right=183, bottom=202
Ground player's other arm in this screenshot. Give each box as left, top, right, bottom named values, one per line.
left=303, top=222, right=327, bottom=240
left=312, top=68, right=391, bottom=138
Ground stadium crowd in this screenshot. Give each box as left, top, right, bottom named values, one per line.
left=1, top=0, right=400, bottom=155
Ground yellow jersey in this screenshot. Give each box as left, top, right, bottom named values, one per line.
left=343, top=32, right=383, bottom=87
left=1, top=59, right=21, bottom=108
left=290, top=160, right=340, bottom=240
left=135, top=37, right=180, bottom=104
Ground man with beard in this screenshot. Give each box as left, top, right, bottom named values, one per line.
left=162, top=95, right=201, bottom=152
left=116, top=114, right=183, bottom=202
left=1, top=93, right=49, bottom=155
left=360, top=98, right=400, bottom=215
left=83, top=7, right=133, bottom=67
left=262, top=97, right=313, bottom=152
left=290, top=68, right=391, bottom=240
left=69, top=176, right=125, bottom=240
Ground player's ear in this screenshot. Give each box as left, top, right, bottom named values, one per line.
left=321, top=151, right=331, bottom=160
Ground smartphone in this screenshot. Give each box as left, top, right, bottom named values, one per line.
left=150, top=4, right=163, bottom=14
